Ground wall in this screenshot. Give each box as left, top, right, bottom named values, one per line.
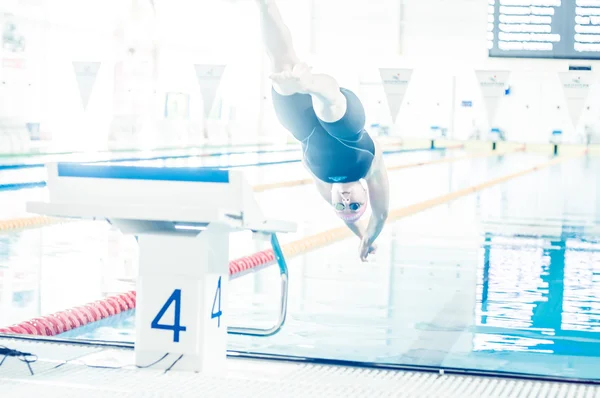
left=383, top=0, right=600, bottom=143
left=2, top=0, right=600, bottom=153
left=1, top=0, right=131, bottom=152
left=304, top=0, right=600, bottom=144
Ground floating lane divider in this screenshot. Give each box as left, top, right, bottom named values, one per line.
left=0, top=143, right=312, bottom=171
left=0, top=147, right=578, bottom=337
left=0, top=144, right=469, bottom=232
left=0, top=146, right=301, bottom=171
left=0, top=215, right=59, bottom=231
left=276, top=150, right=585, bottom=260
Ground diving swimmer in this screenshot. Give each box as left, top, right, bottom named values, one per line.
left=255, top=0, right=390, bottom=261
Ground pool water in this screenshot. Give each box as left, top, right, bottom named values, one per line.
left=2, top=148, right=600, bottom=382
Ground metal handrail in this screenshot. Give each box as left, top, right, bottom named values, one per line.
left=227, top=233, right=289, bottom=337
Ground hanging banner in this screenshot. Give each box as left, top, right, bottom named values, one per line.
left=378, top=68, right=412, bottom=124
left=558, top=71, right=597, bottom=128
left=194, top=64, right=226, bottom=119
left=475, top=70, right=510, bottom=125
left=73, top=61, right=101, bottom=111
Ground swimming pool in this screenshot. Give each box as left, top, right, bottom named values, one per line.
left=2, top=150, right=599, bottom=383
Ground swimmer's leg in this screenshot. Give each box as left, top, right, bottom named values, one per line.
left=276, top=65, right=349, bottom=124
left=255, top=0, right=300, bottom=75
left=255, top=0, right=347, bottom=123
left=316, top=87, right=367, bottom=140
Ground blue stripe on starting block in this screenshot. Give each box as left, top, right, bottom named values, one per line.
left=57, top=163, right=230, bottom=183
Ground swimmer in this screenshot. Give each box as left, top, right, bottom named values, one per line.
left=255, top=0, right=390, bottom=261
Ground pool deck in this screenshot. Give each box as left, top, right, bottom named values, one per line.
left=1, top=336, right=599, bottom=397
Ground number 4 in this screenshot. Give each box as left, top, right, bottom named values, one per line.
left=211, top=276, right=222, bottom=327
left=151, top=289, right=187, bottom=342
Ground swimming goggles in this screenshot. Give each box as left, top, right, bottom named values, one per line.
left=334, top=202, right=362, bottom=212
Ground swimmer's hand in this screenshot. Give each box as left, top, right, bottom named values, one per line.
left=270, top=63, right=313, bottom=95
left=359, top=237, right=377, bottom=262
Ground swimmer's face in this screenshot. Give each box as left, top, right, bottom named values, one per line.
left=331, top=182, right=368, bottom=223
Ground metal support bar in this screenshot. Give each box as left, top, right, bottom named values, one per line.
left=227, top=233, right=289, bottom=337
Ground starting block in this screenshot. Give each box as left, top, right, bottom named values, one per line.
left=27, top=162, right=296, bottom=373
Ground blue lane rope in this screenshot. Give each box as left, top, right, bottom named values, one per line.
left=0, top=147, right=302, bottom=171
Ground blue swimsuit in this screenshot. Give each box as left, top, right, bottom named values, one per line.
left=271, top=87, right=376, bottom=183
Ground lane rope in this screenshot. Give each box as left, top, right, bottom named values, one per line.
left=0, top=148, right=581, bottom=337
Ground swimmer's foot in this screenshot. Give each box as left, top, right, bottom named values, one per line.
left=270, top=62, right=315, bottom=95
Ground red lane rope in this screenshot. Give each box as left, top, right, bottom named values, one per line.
left=0, top=249, right=276, bottom=336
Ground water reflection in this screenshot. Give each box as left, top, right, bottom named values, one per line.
left=475, top=229, right=600, bottom=361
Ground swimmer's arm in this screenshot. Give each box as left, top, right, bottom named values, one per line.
left=314, top=177, right=366, bottom=240
left=363, top=162, right=390, bottom=246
